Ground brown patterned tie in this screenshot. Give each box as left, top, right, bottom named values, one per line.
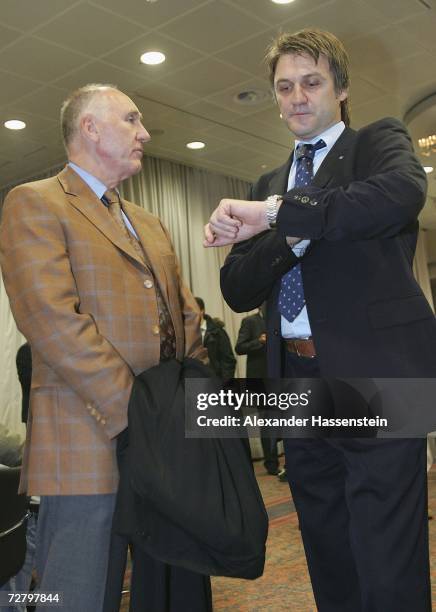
left=102, top=189, right=176, bottom=360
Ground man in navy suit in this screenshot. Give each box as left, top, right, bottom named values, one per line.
left=204, top=28, right=435, bottom=612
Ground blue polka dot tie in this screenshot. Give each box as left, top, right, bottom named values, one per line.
left=278, top=139, right=326, bottom=322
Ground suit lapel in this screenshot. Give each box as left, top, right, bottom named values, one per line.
left=58, top=166, right=146, bottom=269
left=267, top=127, right=356, bottom=195
left=268, top=155, right=293, bottom=195
left=312, top=127, right=355, bottom=188
left=122, top=201, right=169, bottom=298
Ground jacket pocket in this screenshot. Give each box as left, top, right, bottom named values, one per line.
left=367, top=294, right=434, bottom=329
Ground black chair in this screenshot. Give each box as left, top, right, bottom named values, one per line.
left=0, top=466, right=29, bottom=586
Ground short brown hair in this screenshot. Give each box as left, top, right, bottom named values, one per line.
left=60, top=83, right=118, bottom=150
left=265, top=29, right=350, bottom=126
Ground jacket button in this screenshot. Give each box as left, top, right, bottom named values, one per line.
left=273, top=329, right=279, bottom=336
left=152, top=325, right=160, bottom=335
left=144, top=279, right=153, bottom=288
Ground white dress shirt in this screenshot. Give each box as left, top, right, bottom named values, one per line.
left=281, top=121, right=345, bottom=339
left=68, top=162, right=139, bottom=238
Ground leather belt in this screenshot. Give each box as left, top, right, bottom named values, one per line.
left=284, top=337, right=317, bottom=358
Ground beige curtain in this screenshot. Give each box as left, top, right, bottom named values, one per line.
left=0, top=156, right=251, bottom=435
left=0, top=274, right=26, bottom=439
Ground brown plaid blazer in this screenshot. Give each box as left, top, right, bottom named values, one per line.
left=0, top=166, right=206, bottom=495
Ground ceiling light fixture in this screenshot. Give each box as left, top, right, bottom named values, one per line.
left=271, top=0, right=296, bottom=4
left=418, top=134, right=436, bottom=157
left=186, top=141, right=205, bottom=150
left=233, top=89, right=269, bottom=106
left=424, top=166, right=434, bottom=174
left=140, top=51, right=166, bottom=65
left=4, top=119, right=26, bottom=130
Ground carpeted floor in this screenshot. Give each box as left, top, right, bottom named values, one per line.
left=120, top=461, right=436, bottom=611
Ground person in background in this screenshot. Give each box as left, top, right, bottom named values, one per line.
left=0, top=423, right=23, bottom=468
left=0, top=344, right=36, bottom=612
left=235, top=307, right=280, bottom=476
left=205, top=28, right=435, bottom=612
left=0, top=423, right=25, bottom=611
left=0, top=83, right=208, bottom=612
left=195, top=297, right=236, bottom=381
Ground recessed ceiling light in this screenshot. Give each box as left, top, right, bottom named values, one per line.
left=271, top=0, right=296, bottom=4
left=424, top=166, right=434, bottom=174
left=233, top=89, right=269, bottom=106
left=4, top=119, right=26, bottom=130
left=140, top=51, right=166, bottom=65
left=186, top=141, right=205, bottom=150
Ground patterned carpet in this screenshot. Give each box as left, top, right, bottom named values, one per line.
left=120, top=461, right=436, bottom=611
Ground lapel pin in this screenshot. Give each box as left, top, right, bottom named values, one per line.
left=338, top=155, right=344, bottom=160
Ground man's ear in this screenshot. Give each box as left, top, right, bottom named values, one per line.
left=338, top=89, right=348, bottom=102
left=80, top=113, right=99, bottom=143
left=271, top=88, right=283, bottom=120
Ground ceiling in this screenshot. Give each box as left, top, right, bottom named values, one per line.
left=1, top=0, right=436, bottom=226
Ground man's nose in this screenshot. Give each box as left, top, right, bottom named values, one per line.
left=138, top=124, right=151, bottom=143
left=290, top=84, right=307, bottom=105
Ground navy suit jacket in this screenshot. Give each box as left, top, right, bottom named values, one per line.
left=221, top=118, right=436, bottom=378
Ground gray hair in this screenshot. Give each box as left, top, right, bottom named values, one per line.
left=60, top=83, right=118, bottom=150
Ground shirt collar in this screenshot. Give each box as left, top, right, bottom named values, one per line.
left=293, top=121, right=345, bottom=156
left=68, top=162, right=112, bottom=201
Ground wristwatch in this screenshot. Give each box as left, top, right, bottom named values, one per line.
left=265, top=194, right=282, bottom=228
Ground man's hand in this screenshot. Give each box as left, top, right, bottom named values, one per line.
left=259, top=333, right=266, bottom=344
left=203, top=199, right=269, bottom=247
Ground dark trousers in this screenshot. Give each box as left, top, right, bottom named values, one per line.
left=103, top=533, right=212, bottom=612
left=283, top=350, right=431, bottom=612
left=260, top=435, right=279, bottom=473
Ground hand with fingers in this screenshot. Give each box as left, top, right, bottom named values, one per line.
left=203, top=198, right=269, bottom=247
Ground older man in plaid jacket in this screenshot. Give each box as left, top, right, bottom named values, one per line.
left=0, top=84, right=206, bottom=611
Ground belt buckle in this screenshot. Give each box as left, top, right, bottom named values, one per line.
left=296, top=337, right=315, bottom=359
left=294, top=340, right=303, bottom=358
